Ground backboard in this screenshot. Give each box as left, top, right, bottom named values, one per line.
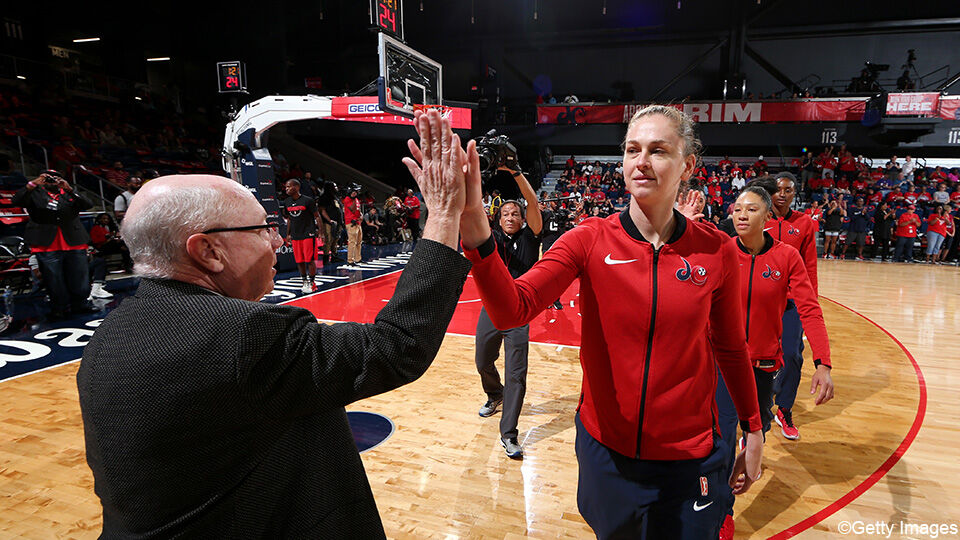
left=377, top=33, right=442, bottom=118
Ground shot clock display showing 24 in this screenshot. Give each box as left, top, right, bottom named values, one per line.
left=372, top=0, right=404, bottom=41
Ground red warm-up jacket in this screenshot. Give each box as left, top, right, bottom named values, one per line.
left=464, top=210, right=763, bottom=460
left=765, top=209, right=819, bottom=295
left=734, top=234, right=831, bottom=372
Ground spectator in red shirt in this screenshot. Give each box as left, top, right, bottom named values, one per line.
left=886, top=187, right=905, bottom=205
left=939, top=205, right=956, bottom=263
left=404, top=189, right=422, bottom=240
left=893, top=205, right=921, bottom=262
left=343, top=186, right=363, bottom=264
left=105, top=161, right=131, bottom=187
left=752, top=155, right=768, bottom=174
left=851, top=176, right=867, bottom=193
left=925, top=205, right=949, bottom=263
left=51, top=138, right=86, bottom=175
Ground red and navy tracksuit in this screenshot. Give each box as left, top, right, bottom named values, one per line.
left=765, top=210, right=819, bottom=414
left=711, top=232, right=831, bottom=527
left=464, top=209, right=762, bottom=539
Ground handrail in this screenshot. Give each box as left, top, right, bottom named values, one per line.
left=0, top=211, right=104, bottom=219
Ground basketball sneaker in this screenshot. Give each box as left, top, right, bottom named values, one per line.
left=301, top=280, right=312, bottom=294
left=720, top=515, right=735, bottom=540
left=478, top=398, right=502, bottom=417
left=775, top=407, right=800, bottom=440
left=501, top=437, right=523, bottom=459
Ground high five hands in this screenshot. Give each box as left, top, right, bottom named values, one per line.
left=403, top=109, right=490, bottom=249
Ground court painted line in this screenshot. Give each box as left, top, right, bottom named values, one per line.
left=768, top=295, right=927, bottom=540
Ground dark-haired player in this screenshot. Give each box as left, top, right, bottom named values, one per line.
left=281, top=179, right=325, bottom=293
left=765, top=173, right=820, bottom=440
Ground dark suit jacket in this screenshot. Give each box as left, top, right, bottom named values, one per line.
left=11, top=185, right=92, bottom=247
left=77, top=239, right=470, bottom=539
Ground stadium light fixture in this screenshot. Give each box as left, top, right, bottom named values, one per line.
left=147, top=57, right=171, bottom=62
left=134, top=96, right=142, bottom=101
left=73, top=37, right=101, bottom=43
left=16, top=75, right=26, bottom=80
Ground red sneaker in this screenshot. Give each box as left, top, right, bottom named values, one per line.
left=775, top=407, right=800, bottom=440
left=720, top=514, right=735, bottom=540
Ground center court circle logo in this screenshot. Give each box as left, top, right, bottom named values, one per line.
left=346, top=411, right=395, bottom=452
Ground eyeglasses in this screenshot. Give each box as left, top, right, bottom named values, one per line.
left=202, top=224, right=280, bottom=237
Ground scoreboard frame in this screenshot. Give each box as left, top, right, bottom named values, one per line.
left=217, top=61, right=248, bottom=94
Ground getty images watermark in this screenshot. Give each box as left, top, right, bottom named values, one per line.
left=838, top=520, right=959, bottom=538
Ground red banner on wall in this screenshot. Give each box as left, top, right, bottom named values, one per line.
left=885, top=92, right=940, bottom=116
left=940, top=96, right=960, bottom=121
left=330, top=97, right=472, bottom=130
left=536, top=100, right=870, bottom=125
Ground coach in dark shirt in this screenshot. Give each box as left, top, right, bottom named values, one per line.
left=474, top=166, right=542, bottom=459
left=78, top=124, right=470, bottom=540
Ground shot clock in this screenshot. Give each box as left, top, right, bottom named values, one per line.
left=217, top=61, right=247, bottom=94
left=371, top=0, right=404, bottom=41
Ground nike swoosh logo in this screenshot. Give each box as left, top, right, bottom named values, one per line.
left=604, top=254, right=638, bottom=265
left=763, top=227, right=773, bottom=232
left=693, top=501, right=714, bottom=512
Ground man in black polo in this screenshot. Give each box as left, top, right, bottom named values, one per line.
left=281, top=179, right=326, bottom=293
left=475, top=166, right=542, bottom=459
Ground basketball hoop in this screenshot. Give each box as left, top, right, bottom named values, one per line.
left=412, top=103, right=452, bottom=117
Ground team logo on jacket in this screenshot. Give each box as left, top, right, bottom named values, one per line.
left=762, top=264, right=782, bottom=280
left=787, top=226, right=800, bottom=236
left=676, top=258, right=708, bottom=286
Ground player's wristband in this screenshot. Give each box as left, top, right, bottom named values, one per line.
left=739, top=420, right=754, bottom=433
left=512, top=171, right=523, bottom=178
left=813, top=359, right=831, bottom=369
left=477, top=234, right=496, bottom=258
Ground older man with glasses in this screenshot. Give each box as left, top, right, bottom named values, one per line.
left=77, top=119, right=471, bottom=540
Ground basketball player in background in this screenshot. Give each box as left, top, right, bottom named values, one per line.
left=766, top=172, right=821, bottom=440
left=281, top=179, right=326, bottom=293
left=410, top=107, right=764, bottom=539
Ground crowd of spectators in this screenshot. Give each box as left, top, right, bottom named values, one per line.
left=517, top=150, right=960, bottom=265
left=0, top=84, right=222, bottom=196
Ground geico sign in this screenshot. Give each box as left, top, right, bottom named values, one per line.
left=348, top=103, right=382, bottom=114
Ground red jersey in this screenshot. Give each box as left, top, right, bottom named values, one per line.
left=764, top=209, right=819, bottom=294
left=734, top=235, right=831, bottom=372
left=464, top=212, right=763, bottom=460
left=852, top=179, right=867, bottom=192
left=951, top=191, right=960, bottom=203
left=886, top=192, right=904, bottom=204
left=896, top=212, right=920, bottom=237
left=404, top=195, right=421, bottom=219
left=342, top=196, right=362, bottom=223
left=870, top=170, right=884, bottom=183
left=904, top=192, right=919, bottom=205
left=917, top=192, right=932, bottom=203
left=927, top=215, right=948, bottom=236
left=868, top=191, right=883, bottom=204
left=944, top=215, right=956, bottom=236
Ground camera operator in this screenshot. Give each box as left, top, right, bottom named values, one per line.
left=12, top=170, right=98, bottom=319
left=475, top=164, right=542, bottom=460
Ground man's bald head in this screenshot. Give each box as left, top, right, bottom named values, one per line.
left=122, top=175, right=256, bottom=278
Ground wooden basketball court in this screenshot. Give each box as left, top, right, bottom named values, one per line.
left=1, top=260, right=957, bottom=538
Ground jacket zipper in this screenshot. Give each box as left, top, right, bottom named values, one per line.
left=635, top=246, right=660, bottom=458
left=745, top=255, right=756, bottom=341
